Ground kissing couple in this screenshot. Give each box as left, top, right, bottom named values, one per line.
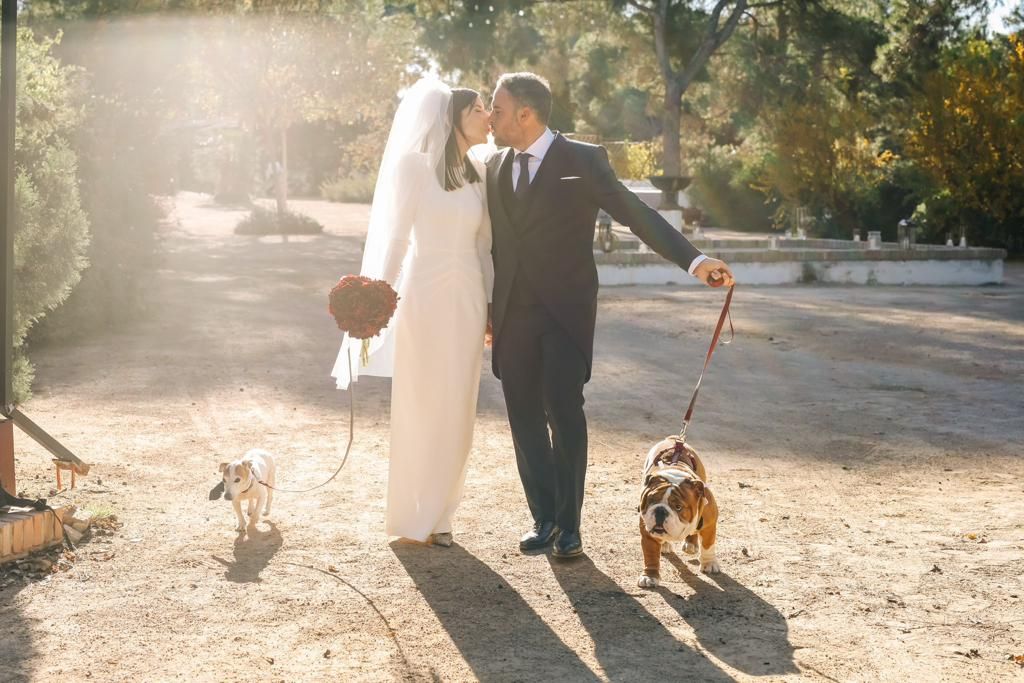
left=332, top=72, right=735, bottom=558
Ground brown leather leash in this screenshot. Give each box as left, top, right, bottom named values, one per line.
left=673, top=284, right=735, bottom=450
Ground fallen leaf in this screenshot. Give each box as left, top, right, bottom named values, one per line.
left=327, top=565, right=339, bottom=573
left=1011, top=654, right=1023, bottom=666
left=323, top=649, right=332, bottom=659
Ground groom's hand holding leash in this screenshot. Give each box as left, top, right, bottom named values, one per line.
left=693, top=258, right=735, bottom=288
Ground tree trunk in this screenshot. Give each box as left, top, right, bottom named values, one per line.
left=275, top=126, right=288, bottom=215
left=646, top=0, right=747, bottom=177
left=662, top=81, right=683, bottom=177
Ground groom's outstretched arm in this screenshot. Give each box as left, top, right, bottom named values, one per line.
left=587, top=146, right=702, bottom=272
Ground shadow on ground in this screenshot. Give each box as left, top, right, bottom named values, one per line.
left=212, top=521, right=283, bottom=583
left=548, top=554, right=740, bottom=681
left=394, top=542, right=602, bottom=681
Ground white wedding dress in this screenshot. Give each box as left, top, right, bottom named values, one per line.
left=374, top=152, right=492, bottom=541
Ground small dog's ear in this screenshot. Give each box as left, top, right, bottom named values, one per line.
left=243, top=459, right=255, bottom=472
left=218, top=462, right=229, bottom=473
left=690, top=480, right=705, bottom=498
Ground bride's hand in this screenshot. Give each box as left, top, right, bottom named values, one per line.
left=484, top=307, right=493, bottom=348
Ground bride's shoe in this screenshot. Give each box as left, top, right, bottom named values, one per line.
left=428, top=532, right=453, bottom=548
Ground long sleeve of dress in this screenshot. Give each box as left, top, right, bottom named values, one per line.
left=472, top=161, right=494, bottom=303
left=380, top=153, right=425, bottom=285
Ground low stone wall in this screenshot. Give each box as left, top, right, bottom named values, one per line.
left=596, top=243, right=1007, bottom=286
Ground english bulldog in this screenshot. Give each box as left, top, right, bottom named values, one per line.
left=218, top=448, right=276, bottom=532
left=638, top=437, right=720, bottom=588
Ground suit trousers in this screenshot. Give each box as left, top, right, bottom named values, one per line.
left=497, top=276, right=589, bottom=532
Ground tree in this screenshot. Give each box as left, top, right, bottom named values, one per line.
left=414, top=0, right=750, bottom=174
left=13, top=29, right=90, bottom=400
left=904, top=34, right=1024, bottom=249
left=875, top=0, right=990, bottom=97
left=619, top=0, right=748, bottom=176
left=197, top=2, right=416, bottom=213
left=674, top=1, right=896, bottom=232
left=22, top=4, right=193, bottom=339
left=753, top=89, right=896, bottom=235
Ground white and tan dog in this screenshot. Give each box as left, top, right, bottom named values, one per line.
left=218, top=448, right=275, bottom=532
left=638, top=437, right=720, bottom=588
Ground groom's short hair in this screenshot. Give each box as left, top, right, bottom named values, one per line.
left=497, top=72, right=552, bottom=125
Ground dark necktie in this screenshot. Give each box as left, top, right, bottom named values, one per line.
left=515, top=152, right=532, bottom=198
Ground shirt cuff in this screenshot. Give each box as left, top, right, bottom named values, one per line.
left=687, top=254, right=708, bottom=276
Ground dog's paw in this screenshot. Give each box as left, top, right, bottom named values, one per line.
left=637, top=574, right=660, bottom=589
left=682, top=540, right=699, bottom=555
left=700, top=559, right=721, bottom=574
left=660, top=542, right=674, bottom=556
left=235, top=524, right=246, bottom=532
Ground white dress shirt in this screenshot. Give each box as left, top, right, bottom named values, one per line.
left=511, top=127, right=556, bottom=191
left=512, top=127, right=708, bottom=277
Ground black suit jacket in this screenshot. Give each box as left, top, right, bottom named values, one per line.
left=486, top=133, right=703, bottom=381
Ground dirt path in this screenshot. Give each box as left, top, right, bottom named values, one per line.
left=2, top=192, right=1022, bottom=682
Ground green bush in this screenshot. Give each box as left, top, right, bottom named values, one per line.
left=27, top=12, right=191, bottom=345
left=603, top=141, right=661, bottom=180
left=321, top=174, right=376, bottom=203
left=12, top=30, right=90, bottom=402
left=235, top=205, right=324, bottom=235
left=690, top=145, right=775, bottom=232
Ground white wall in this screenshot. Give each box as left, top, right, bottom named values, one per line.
left=598, top=258, right=1004, bottom=287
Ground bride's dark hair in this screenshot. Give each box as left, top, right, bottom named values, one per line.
left=443, top=88, right=483, bottom=191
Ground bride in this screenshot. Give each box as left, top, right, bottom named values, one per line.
left=331, top=79, right=493, bottom=547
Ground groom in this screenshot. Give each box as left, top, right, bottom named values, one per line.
left=486, top=72, right=735, bottom=559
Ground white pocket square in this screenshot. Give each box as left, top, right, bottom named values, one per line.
left=560, top=176, right=582, bottom=180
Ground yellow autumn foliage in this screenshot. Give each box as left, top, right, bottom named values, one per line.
left=756, top=92, right=896, bottom=233
left=906, top=35, right=1024, bottom=228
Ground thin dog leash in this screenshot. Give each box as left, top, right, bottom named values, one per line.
left=674, top=284, right=735, bottom=445
left=256, top=353, right=356, bottom=494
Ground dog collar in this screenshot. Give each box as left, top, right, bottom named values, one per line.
left=240, top=475, right=256, bottom=495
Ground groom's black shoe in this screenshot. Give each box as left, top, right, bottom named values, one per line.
left=552, top=529, right=584, bottom=559
left=519, top=521, right=560, bottom=551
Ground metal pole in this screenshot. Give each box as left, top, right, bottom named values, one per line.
left=0, top=0, right=16, bottom=413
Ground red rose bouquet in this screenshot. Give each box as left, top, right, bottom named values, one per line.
left=328, top=275, right=399, bottom=365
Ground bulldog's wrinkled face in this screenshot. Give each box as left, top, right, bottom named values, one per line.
left=219, top=460, right=254, bottom=501
left=640, top=474, right=705, bottom=541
